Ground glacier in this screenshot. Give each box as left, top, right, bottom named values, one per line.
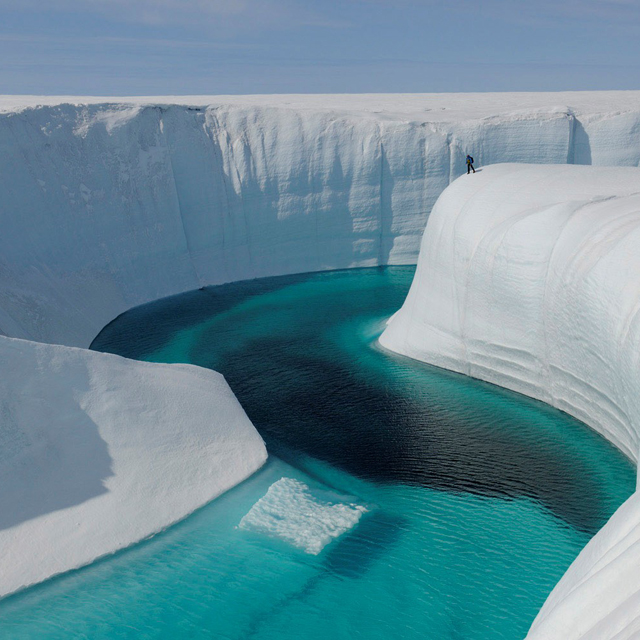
left=3, top=93, right=640, bottom=631
left=381, top=163, right=640, bottom=639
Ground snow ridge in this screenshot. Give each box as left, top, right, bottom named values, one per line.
left=0, top=336, right=267, bottom=598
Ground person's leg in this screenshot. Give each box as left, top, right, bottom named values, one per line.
left=467, top=164, right=471, bottom=174
left=472, top=164, right=475, bottom=173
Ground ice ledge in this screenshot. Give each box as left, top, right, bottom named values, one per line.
left=0, top=336, right=267, bottom=598
left=381, top=163, right=640, bottom=638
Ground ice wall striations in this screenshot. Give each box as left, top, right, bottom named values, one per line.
left=380, top=164, right=640, bottom=639
left=0, top=336, right=267, bottom=598
left=3, top=93, right=640, bottom=347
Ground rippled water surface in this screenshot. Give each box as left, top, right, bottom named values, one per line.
left=1, top=267, right=635, bottom=639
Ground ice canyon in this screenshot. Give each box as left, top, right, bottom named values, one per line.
left=3, top=92, right=640, bottom=637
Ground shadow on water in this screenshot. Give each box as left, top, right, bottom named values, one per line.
left=243, top=509, right=406, bottom=639
left=323, top=510, right=406, bottom=579
left=91, top=274, right=314, bottom=361
left=213, top=335, right=612, bottom=536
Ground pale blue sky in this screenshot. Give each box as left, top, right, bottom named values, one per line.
left=1, top=0, right=639, bottom=95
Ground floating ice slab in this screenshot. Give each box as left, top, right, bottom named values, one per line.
left=239, top=478, right=367, bottom=554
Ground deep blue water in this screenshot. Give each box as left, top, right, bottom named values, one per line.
left=0, top=266, right=634, bottom=639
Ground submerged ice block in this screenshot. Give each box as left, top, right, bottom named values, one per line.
left=239, top=478, right=367, bottom=555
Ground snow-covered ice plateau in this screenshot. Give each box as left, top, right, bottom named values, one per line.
left=381, top=163, right=640, bottom=639
left=3, top=93, right=640, bottom=629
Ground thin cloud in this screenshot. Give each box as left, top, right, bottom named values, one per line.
left=0, top=33, right=257, bottom=50
left=357, top=0, right=640, bottom=30
left=494, top=0, right=639, bottom=28
left=0, top=0, right=348, bottom=31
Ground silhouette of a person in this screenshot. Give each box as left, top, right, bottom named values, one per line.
left=466, top=155, right=475, bottom=174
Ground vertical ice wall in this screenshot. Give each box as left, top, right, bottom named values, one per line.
left=380, top=163, right=640, bottom=639
left=0, top=99, right=592, bottom=346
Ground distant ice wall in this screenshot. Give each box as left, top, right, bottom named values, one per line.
left=3, top=94, right=640, bottom=346
left=380, top=164, right=640, bottom=639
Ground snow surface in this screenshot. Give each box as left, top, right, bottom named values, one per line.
left=239, top=477, right=367, bottom=554
left=2, top=92, right=640, bottom=347
left=0, top=336, right=267, bottom=598
left=380, top=163, right=640, bottom=639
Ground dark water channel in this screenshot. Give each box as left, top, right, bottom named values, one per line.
left=0, top=266, right=633, bottom=640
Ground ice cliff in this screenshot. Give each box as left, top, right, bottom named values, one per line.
left=3, top=93, right=640, bottom=612
left=381, top=163, right=640, bottom=639
left=3, top=92, right=640, bottom=347
left=0, top=336, right=267, bottom=597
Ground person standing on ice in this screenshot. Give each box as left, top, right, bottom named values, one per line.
left=466, top=155, right=476, bottom=174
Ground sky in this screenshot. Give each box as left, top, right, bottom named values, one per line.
left=1, top=0, right=640, bottom=95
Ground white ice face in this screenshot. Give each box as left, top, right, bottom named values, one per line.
left=2, top=94, right=640, bottom=348
left=380, top=163, right=640, bottom=640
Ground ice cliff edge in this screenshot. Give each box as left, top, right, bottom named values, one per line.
left=380, top=163, right=640, bottom=638
left=0, top=337, right=267, bottom=598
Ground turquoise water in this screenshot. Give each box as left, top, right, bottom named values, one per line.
left=0, top=267, right=634, bottom=639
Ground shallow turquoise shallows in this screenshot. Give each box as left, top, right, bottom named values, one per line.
left=1, top=267, right=635, bottom=640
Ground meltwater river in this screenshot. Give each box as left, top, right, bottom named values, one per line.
left=0, top=267, right=634, bottom=639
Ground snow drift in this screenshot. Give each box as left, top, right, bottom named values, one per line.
left=380, top=163, right=640, bottom=639
left=0, top=336, right=267, bottom=598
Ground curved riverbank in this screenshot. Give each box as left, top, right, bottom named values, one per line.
left=381, top=163, right=640, bottom=638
